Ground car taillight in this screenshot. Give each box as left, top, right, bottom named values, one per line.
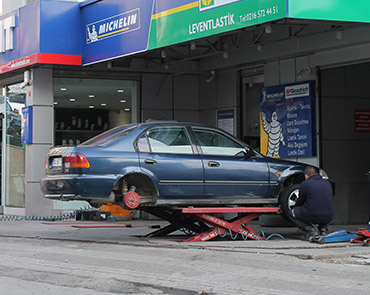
left=64, top=153, right=90, bottom=168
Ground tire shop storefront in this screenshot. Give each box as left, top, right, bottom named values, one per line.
left=0, top=0, right=369, bottom=224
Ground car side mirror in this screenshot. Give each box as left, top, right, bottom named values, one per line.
left=235, top=148, right=253, bottom=158
left=244, top=147, right=254, bottom=158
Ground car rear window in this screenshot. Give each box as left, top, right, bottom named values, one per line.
left=81, top=125, right=137, bottom=146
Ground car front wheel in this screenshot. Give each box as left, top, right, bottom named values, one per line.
left=279, top=183, right=300, bottom=217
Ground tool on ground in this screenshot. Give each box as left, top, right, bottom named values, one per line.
left=351, top=223, right=370, bottom=246
left=310, top=229, right=359, bottom=244
left=100, top=203, right=132, bottom=221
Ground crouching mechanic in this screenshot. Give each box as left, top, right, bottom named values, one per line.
left=288, top=166, right=334, bottom=240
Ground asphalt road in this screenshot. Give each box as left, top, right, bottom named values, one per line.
left=0, top=220, right=369, bottom=294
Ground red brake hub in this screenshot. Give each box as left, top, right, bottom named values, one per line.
left=124, top=192, right=141, bottom=210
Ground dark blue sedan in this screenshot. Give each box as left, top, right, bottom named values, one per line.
left=40, top=122, right=328, bottom=215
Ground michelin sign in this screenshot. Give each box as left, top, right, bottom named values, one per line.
left=82, top=0, right=154, bottom=65
left=260, top=81, right=315, bottom=158
left=86, top=9, right=140, bottom=44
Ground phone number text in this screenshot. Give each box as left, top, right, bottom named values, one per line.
left=240, top=6, right=279, bottom=23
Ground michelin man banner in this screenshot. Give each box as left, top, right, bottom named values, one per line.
left=260, top=81, right=315, bottom=158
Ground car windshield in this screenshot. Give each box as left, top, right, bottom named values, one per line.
left=81, top=125, right=137, bottom=146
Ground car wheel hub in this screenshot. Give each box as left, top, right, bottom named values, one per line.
left=124, top=192, right=141, bottom=210
left=288, top=189, right=299, bottom=210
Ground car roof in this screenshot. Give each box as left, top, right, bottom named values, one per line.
left=131, top=121, right=214, bottom=129
left=80, top=121, right=225, bottom=147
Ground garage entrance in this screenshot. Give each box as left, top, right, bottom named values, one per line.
left=320, top=63, right=370, bottom=223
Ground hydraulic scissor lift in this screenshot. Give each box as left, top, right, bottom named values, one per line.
left=142, top=206, right=280, bottom=242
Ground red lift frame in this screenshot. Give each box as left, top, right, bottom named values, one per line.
left=142, top=206, right=280, bottom=242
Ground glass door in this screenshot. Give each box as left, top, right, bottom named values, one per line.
left=1, top=83, right=26, bottom=214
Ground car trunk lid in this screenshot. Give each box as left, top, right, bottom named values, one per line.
left=45, top=146, right=77, bottom=174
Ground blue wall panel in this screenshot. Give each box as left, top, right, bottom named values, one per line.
left=40, top=0, right=82, bottom=55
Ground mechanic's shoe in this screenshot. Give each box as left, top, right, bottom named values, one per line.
left=301, top=228, right=319, bottom=242
left=319, top=228, right=328, bottom=236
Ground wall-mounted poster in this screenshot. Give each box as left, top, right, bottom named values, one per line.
left=260, top=81, right=315, bottom=158
left=354, top=109, right=370, bottom=133
left=21, top=106, right=33, bottom=144
left=217, top=108, right=235, bottom=136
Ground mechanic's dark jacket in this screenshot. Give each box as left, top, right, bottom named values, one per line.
left=294, top=174, right=334, bottom=223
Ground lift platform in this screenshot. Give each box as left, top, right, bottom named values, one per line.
left=142, top=206, right=280, bottom=242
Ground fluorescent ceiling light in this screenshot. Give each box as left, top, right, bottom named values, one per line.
left=88, top=95, right=95, bottom=98
left=124, top=108, right=130, bottom=111
left=69, top=98, right=76, bottom=102
left=101, top=103, right=107, bottom=106
left=117, top=89, right=125, bottom=93
left=60, top=87, right=67, bottom=91
left=89, top=105, right=94, bottom=109
left=120, top=100, right=127, bottom=103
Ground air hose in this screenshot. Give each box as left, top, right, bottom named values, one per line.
left=0, top=206, right=95, bottom=222
left=0, top=214, right=74, bottom=222
left=0, top=206, right=136, bottom=222
left=217, top=227, right=286, bottom=241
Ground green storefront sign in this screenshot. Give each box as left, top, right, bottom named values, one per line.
left=148, top=0, right=370, bottom=52
left=79, top=0, right=370, bottom=65
left=288, top=0, right=370, bottom=23
left=148, top=0, right=287, bottom=50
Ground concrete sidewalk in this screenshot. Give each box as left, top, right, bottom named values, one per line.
left=1, top=217, right=369, bottom=295
left=0, top=218, right=369, bottom=264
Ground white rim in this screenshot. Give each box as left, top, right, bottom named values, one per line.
left=288, top=188, right=299, bottom=209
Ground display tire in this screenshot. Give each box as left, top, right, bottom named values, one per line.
left=279, top=183, right=300, bottom=218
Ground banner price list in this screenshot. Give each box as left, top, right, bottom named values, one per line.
left=285, top=102, right=311, bottom=157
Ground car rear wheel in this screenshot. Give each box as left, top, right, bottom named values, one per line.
left=279, top=183, right=300, bottom=217
left=113, top=175, right=157, bottom=208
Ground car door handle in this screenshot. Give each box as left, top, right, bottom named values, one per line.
left=144, top=159, right=157, bottom=165
left=208, top=161, right=220, bottom=167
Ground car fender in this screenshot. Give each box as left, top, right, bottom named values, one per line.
left=268, top=160, right=306, bottom=180
left=267, top=164, right=306, bottom=197
left=280, top=167, right=305, bottom=180
left=118, top=166, right=160, bottom=196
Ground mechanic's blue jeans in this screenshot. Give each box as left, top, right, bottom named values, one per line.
left=288, top=209, right=330, bottom=233
left=288, top=209, right=315, bottom=232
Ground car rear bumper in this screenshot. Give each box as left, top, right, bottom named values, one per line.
left=40, top=174, right=122, bottom=201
